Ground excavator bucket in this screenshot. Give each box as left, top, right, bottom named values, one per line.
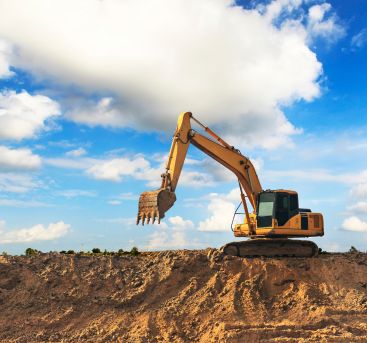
left=136, top=189, right=176, bottom=225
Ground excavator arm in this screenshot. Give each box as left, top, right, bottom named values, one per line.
left=137, top=112, right=262, bottom=226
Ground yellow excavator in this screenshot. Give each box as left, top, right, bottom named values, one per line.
left=137, top=112, right=324, bottom=257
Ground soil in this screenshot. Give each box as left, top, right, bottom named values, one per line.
left=0, top=250, right=367, bottom=342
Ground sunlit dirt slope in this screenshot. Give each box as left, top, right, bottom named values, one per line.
left=0, top=250, right=367, bottom=342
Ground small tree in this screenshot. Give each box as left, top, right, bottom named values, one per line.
left=25, top=248, right=38, bottom=256
left=66, top=250, right=75, bottom=255
left=130, top=246, right=139, bottom=256
left=117, top=249, right=124, bottom=256
left=349, top=246, right=359, bottom=254
left=92, top=248, right=101, bottom=254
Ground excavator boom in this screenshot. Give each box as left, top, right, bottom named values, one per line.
left=136, top=112, right=262, bottom=225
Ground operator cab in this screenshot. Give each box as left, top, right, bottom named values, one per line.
left=257, top=190, right=307, bottom=228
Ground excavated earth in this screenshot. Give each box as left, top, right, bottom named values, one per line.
left=0, top=250, right=367, bottom=343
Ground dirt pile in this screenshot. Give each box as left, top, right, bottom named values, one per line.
left=0, top=250, right=367, bottom=342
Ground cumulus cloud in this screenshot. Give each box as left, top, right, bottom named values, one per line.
left=0, top=146, right=41, bottom=170
left=0, top=90, right=61, bottom=140
left=0, top=0, right=342, bottom=148
left=71, top=153, right=214, bottom=187
left=0, top=220, right=70, bottom=243
left=198, top=188, right=241, bottom=232
left=86, top=156, right=150, bottom=182
left=307, top=3, right=345, bottom=43
left=350, top=183, right=367, bottom=199
left=347, top=202, right=367, bottom=214
left=341, top=216, right=367, bottom=232
left=0, top=38, right=13, bottom=78
left=65, top=97, right=126, bottom=128
left=65, top=148, right=87, bottom=157
left=146, top=216, right=199, bottom=249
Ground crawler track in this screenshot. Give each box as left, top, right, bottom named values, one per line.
left=221, top=239, right=319, bottom=258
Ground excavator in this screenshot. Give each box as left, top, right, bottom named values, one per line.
left=137, top=112, right=324, bottom=257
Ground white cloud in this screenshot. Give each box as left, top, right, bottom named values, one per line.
left=108, top=200, right=122, bottom=206
left=0, top=173, right=40, bottom=193
left=347, top=202, right=367, bottom=214
left=45, top=157, right=94, bottom=169
left=99, top=217, right=136, bottom=225
left=0, top=146, right=41, bottom=170
left=351, top=28, right=367, bottom=49
left=86, top=156, right=150, bottom=182
left=263, top=0, right=303, bottom=22
left=307, top=3, right=345, bottom=43
left=0, top=199, right=50, bottom=207
left=341, top=216, right=367, bottom=232
left=0, top=220, right=70, bottom=243
left=198, top=194, right=236, bottom=232
left=0, top=90, right=60, bottom=140
left=65, top=148, right=87, bottom=157
left=264, top=169, right=367, bottom=185
left=115, top=192, right=137, bottom=200
left=146, top=215, right=198, bottom=249
left=109, top=192, right=137, bottom=205
left=78, top=153, right=215, bottom=187
left=57, top=189, right=96, bottom=198
left=0, top=0, right=335, bottom=148
left=48, top=140, right=81, bottom=149
left=350, top=183, right=367, bottom=199
left=66, top=97, right=126, bottom=128
left=0, top=38, right=13, bottom=78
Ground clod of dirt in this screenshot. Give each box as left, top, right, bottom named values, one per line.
left=0, top=250, right=367, bottom=342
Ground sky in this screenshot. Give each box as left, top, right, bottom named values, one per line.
left=0, top=0, right=366, bottom=254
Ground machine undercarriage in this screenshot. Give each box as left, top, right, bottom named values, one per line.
left=221, top=239, right=319, bottom=258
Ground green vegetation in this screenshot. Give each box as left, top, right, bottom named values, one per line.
left=24, top=247, right=140, bottom=257
left=130, top=246, right=139, bottom=256
left=348, top=246, right=360, bottom=254
left=25, top=248, right=40, bottom=256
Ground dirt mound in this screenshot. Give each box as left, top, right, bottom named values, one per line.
left=0, top=250, right=367, bottom=342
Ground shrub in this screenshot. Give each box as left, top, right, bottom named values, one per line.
left=66, top=250, right=75, bottom=255
left=92, top=248, right=101, bottom=254
left=60, top=250, right=67, bottom=254
left=117, top=249, right=124, bottom=256
left=25, top=248, right=39, bottom=256
left=130, top=247, right=139, bottom=256
left=348, top=246, right=359, bottom=253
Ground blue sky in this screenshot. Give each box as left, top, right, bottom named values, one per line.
left=0, top=0, right=366, bottom=254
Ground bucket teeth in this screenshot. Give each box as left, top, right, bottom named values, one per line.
left=136, top=189, right=176, bottom=225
